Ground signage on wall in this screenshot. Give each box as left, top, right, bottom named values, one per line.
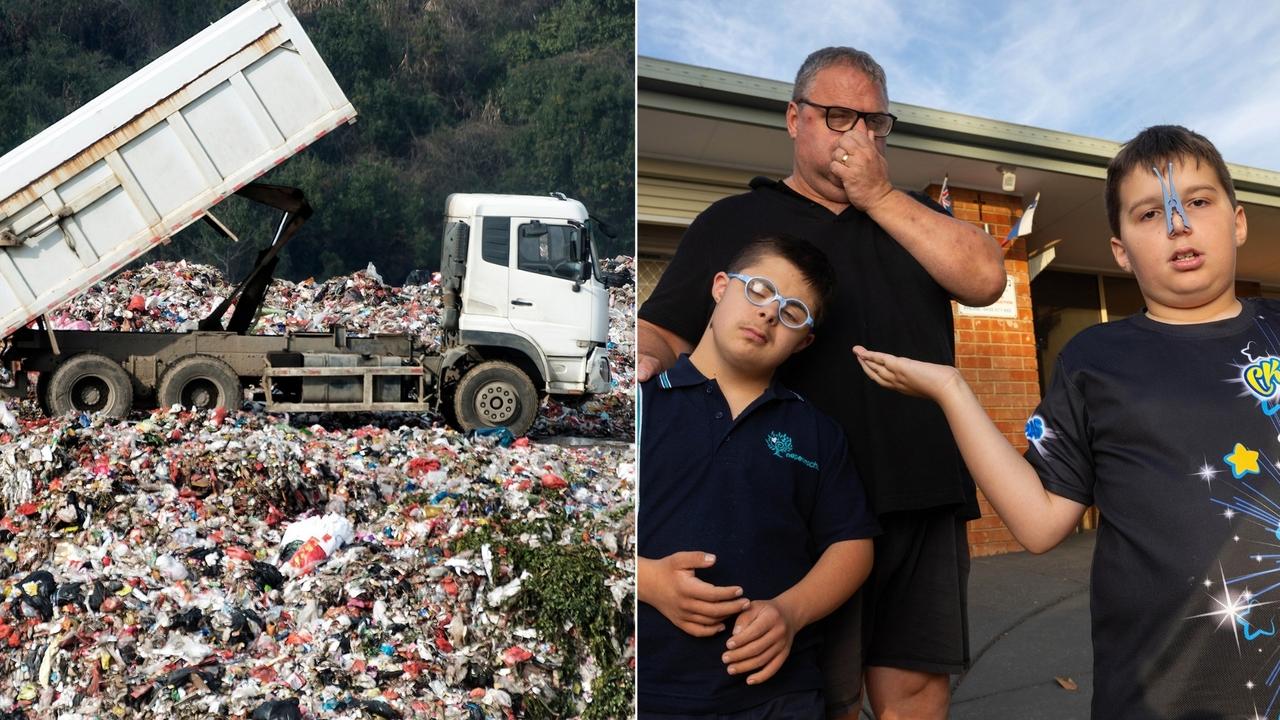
left=957, top=276, right=1018, bottom=319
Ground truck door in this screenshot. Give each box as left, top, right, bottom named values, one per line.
left=507, top=219, right=592, bottom=358
left=459, top=217, right=513, bottom=335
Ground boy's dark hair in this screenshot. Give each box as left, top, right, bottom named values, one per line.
left=726, top=234, right=837, bottom=325
left=1105, top=125, right=1236, bottom=237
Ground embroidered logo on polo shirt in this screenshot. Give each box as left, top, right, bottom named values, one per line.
left=765, top=431, right=818, bottom=469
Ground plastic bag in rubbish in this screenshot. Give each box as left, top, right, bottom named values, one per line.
left=471, top=426, right=515, bottom=446
left=251, top=698, right=302, bottom=720
left=278, top=513, right=353, bottom=576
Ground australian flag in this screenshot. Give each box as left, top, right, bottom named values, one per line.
left=1002, top=192, right=1040, bottom=248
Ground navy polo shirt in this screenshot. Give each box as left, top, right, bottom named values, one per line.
left=638, top=355, right=879, bottom=714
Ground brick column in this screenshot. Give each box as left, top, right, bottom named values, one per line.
left=927, top=185, right=1042, bottom=557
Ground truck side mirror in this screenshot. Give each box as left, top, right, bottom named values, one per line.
left=568, top=260, right=587, bottom=292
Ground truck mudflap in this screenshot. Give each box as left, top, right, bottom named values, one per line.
left=585, top=344, right=611, bottom=395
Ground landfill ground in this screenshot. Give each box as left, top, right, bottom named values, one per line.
left=0, top=260, right=637, bottom=719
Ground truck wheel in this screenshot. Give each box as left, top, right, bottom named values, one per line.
left=157, top=355, right=242, bottom=412
left=46, top=353, right=133, bottom=418
left=454, top=361, right=538, bottom=436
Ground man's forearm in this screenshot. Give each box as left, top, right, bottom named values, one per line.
left=865, top=189, right=1006, bottom=306
left=774, top=539, right=872, bottom=630
left=638, top=318, right=693, bottom=374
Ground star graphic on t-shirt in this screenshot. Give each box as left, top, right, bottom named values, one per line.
left=1196, top=462, right=1220, bottom=484
left=1223, top=443, right=1262, bottom=479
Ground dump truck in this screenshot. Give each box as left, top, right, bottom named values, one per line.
left=0, top=0, right=625, bottom=436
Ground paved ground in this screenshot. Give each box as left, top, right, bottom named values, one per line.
left=950, top=530, right=1096, bottom=719
left=852, top=530, right=1096, bottom=719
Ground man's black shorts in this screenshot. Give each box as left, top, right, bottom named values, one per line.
left=863, top=506, right=971, bottom=674
left=819, top=506, right=971, bottom=715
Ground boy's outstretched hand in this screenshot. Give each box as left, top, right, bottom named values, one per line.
left=638, top=552, right=750, bottom=637
left=853, top=344, right=963, bottom=400
left=722, top=598, right=798, bottom=685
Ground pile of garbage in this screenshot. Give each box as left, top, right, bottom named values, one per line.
left=0, top=408, right=635, bottom=718
left=44, top=258, right=637, bottom=440
left=0, top=260, right=638, bottom=717
left=45, top=261, right=442, bottom=347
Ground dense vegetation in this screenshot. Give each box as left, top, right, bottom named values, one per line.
left=0, top=0, right=634, bottom=285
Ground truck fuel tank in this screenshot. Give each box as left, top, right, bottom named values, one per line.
left=300, top=353, right=402, bottom=404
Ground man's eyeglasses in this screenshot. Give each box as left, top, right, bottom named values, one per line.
left=795, top=98, right=896, bottom=138
left=726, top=273, right=814, bottom=329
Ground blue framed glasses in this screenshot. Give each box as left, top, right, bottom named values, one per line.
left=726, top=273, right=814, bottom=329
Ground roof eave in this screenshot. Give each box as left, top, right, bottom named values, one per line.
left=638, top=55, right=1280, bottom=197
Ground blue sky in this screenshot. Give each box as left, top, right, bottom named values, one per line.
left=638, top=1, right=1280, bottom=172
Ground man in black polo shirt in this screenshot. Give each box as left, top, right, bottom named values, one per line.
left=638, top=234, right=878, bottom=718
left=638, top=47, right=1006, bottom=719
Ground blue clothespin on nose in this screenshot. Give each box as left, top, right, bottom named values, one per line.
left=1152, top=162, right=1191, bottom=237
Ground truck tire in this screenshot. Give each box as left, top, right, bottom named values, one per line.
left=157, top=355, right=242, bottom=412
left=454, top=360, right=539, bottom=436
left=46, top=353, right=133, bottom=418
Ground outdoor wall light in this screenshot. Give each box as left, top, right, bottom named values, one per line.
left=997, top=166, right=1017, bottom=192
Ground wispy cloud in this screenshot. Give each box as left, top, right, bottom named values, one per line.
left=639, top=0, right=1280, bottom=170
left=638, top=0, right=907, bottom=85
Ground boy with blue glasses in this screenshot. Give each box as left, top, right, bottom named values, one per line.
left=638, top=234, right=879, bottom=718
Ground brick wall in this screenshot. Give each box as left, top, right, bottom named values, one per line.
left=928, top=185, right=1041, bottom=557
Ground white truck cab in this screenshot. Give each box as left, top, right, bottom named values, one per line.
left=437, top=193, right=623, bottom=432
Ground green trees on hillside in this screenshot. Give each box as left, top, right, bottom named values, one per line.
left=0, top=0, right=634, bottom=285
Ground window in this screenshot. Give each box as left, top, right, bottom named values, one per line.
left=516, top=222, right=581, bottom=280
left=482, top=217, right=510, bottom=266
left=637, top=254, right=670, bottom=306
